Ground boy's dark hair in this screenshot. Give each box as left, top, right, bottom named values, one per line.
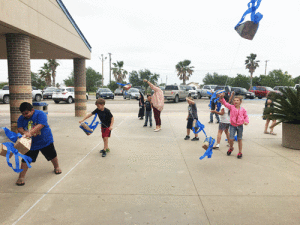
left=147, top=94, right=151, bottom=98
left=95, top=98, right=105, bottom=105
left=19, top=102, right=33, bottom=112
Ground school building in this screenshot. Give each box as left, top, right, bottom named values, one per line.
left=0, top=0, right=91, bottom=131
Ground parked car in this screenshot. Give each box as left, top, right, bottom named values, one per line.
left=43, top=87, right=57, bottom=99
left=197, top=85, right=217, bottom=99
left=273, top=86, right=294, bottom=91
left=124, top=88, right=140, bottom=99
left=232, top=87, right=255, bottom=99
left=0, top=85, right=42, bottom=104
left=249, top=86, right=272, bottom=99
left=186, top=86, right=197, bottom=99
left=214, top=85, right=232, bottom=99
left=52, top=87, right=88, bottom=104
left=114, top=88, right=123, bottom=96
left=96, top=88, right=114, bottom=99
left=163, top=85, right=189, bottom=103
left=132, top=86, right=145, bottom=94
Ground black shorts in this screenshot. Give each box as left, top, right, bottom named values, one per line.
left=22, top=143, right=57, bottom=163
left=187, top=118, right=195, bottom=130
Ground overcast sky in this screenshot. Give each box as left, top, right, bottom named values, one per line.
left=1, top=0, right=300, bottom=86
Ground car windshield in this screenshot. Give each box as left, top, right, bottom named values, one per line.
left=165, top=85, right=178, bottom=90
left=99, top=88, right=111, bottom=92
left=3, top=86, right=9, bottom=90
left=214, top=86, right=224, bottom=91
left=56, top=89, right=65, bottom=92
left=266, top=87, right=274, bottom=91
left=130, top=88, right=139, bottom=92
left=45, top=87, right=56, bottom=92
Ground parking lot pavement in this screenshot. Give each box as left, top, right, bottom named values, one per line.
left=1, top=97, right=300, bottom=224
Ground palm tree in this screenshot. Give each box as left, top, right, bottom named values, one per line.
left=175, top=60, right=194, bottom=85
left=48, top=59, right=60, bottom=87
left=111, top=61, right=128, bottom=84
left=38, top=63, right=52, bottom=86
left=245, top=53, right=260, bottom=89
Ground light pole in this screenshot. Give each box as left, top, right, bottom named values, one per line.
left=265, top=60, right=269, bottom=75
left=100, top=54, right=107, bottom=87
left=108, top=53, right=112, bottom=84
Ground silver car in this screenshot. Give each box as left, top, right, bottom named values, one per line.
left=124, top=88, right=140, bottom=100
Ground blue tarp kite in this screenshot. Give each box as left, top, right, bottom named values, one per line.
left=235, top=0, right=263, bottom=40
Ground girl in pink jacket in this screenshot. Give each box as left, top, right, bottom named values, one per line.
left=219, top=93, right=249, bottom=159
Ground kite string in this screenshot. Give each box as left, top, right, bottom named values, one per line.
left=225, top=37, right=243, bottom=86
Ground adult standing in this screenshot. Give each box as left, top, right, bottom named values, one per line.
left=138, top=91, right=145, bottom=120
left=143, top=79, right=164, bottom=132
left=263, top=91, right=277, bottom=135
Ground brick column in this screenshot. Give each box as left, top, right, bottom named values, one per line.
left=6, top=34, right=32, bottom=132
left=74, top=58, right=86, bottom=117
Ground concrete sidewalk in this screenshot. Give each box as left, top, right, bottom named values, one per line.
left=1, top=99, right=300, bottom=224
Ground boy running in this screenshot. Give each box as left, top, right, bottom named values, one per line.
left=79, top=98, right=114, bottom=157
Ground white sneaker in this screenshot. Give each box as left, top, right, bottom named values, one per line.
left=154, top=128, right=161, bottom=132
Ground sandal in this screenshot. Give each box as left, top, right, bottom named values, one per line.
left=16, top=178, right=25, bottom=186
left=264, top=131, right=270, bottom=134
left=270, top=132, right=277, bottom=135
left=54, top=168, right=62, bottom=175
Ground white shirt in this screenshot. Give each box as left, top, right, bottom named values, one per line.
left=220, top=105, right=230, bottom=124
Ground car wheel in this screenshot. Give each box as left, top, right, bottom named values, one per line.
left=67, top=97, right=73, bottom=104
left=112, top=96, right=114, bottom=100
left=54, top=100, right=60, bottom=104
left=123, top=95, right=126, bottom=99
left=96, top=94, right=99, bottom=99
left=258, top=96, right=262, bottom=99
left=198, top=93, right=202, bottom=99
left=3, top=95, right=9, bottom=104
left=174, top=95, right=179, bottom=103
left=35, top=94, right=42, bottom=102
left=86, top=95, right=88, bottom=100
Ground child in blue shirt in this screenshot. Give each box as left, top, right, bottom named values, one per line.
left=16, top=102, right=61, bottom=186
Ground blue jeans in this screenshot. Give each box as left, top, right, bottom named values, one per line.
left=144, top=110, right=152, bottom=126
left=210, top=112, right=220, bottom=122
left=229, top=124, right=243, bottom=140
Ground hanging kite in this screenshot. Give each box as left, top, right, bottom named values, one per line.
left=235, top=0, right=263, bottom=40
left=207, top=90, right=225, bottom=112
left=117, top=82, right=132, bottom=91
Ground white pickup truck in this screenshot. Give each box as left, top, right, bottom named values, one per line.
left=164, top=85, right=189, bottom=103
left=0, top=85, right=43, bottom=104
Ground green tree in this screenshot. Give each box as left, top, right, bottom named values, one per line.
left=175, top=60, right=194, bottom=85
left=39, top=63, right=52, bottom=86
left=63, top=67, right=102, bottom=92
left=48, top=59, right=60, bottom=87
left=245, top=53, right=260, bottom=89
left=63, top=72, right=74, bottom=87
left=86, top=67, right=102, bottom=92
left=293, top=75, right=300, bottom=85
left=111, top=61, right=128, bottom=84
left=107, top=81, right=119, bottom=92
left=203, top=72, right=230, bottom=85
left=258, top=70, right=294, bottom=88
left=129, top=70, right=143, bottom=87
left=129, top=69, right=160, bottom=93
left=0, top=82, right=8, bottom=89
left=229, top=74, right=250, bottom=89
left=31, top=72, right=46, bottom=89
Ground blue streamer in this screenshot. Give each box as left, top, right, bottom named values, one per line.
left=3, top=142, right=32, bottom=173
left=192, top=120, right=207, bottom=136
left=80, top=113, right=100, bottom=134
left=200, top=137, right=215, bottom=160
left=117, top=82, right=131, bottom=87
left=207, top=90, right=225, bottom=112
left=1, top=127, right=33, bottom=173
left=235, top=0, right=263, bottom=29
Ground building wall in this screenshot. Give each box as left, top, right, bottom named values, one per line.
left=0, top=0, right=90, bottom=59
